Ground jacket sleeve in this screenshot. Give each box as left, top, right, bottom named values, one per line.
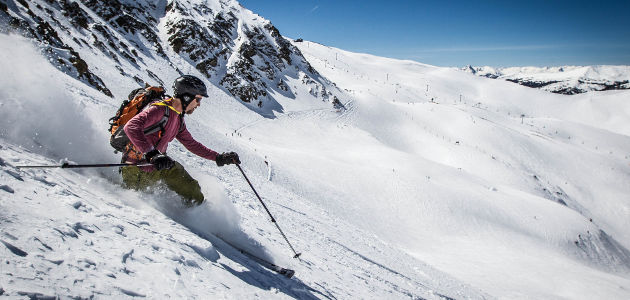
left=123, top=106, right=165, bottom=154
left=176, top=122, right=219, bottom=161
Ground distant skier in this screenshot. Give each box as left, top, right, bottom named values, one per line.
left=121, top=75, right=240, bottom=206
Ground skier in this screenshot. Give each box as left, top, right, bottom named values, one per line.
left=120, top=75, right=240, bottom=206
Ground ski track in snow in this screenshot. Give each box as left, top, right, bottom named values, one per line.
left=0, top=144, right=314, bottom=298
left=0, top=142, right=479, bottom=299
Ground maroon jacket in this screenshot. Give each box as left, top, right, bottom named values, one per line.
left=123, top=102, right=218, bottom=171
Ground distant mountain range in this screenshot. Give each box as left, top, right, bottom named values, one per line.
left=462, top=65, right=630, bottom=95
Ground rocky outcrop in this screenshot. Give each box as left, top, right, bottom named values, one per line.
left=161, top=1, right=331, bottom=111
left=1, top=0, right=342, bottom=114
left=81, top=0, right=167, bottom=59
left=1, top=0, right=112, bottom=97
left=165, top=10, right=234, bottom=78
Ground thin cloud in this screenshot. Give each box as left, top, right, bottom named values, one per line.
left=412, top=42, right=630, bottom=53
left=419, top=45, right=562, bottom=53
left=308, top=5, right=319, bottom=14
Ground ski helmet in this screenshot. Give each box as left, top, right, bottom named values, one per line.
left=172, top=75, right=208, bottom=99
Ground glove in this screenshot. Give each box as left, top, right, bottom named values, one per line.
left=216, top=152, right=240, bottom=167
left=145, top=149, right=175, bottom=170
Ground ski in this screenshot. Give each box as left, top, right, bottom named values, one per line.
left=214, top=235, right=296, bottom=278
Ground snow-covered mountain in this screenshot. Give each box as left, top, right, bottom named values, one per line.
left=2, top=0, right=630, bottom=299
left=463, top=65, right=630, bottom=95
left=0, top=0, right=343, bottom=116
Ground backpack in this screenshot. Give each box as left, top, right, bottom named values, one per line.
left=108, top=85, right=168, bottom=152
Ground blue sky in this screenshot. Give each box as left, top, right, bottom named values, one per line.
left=239, top=0, right=630, bottom=67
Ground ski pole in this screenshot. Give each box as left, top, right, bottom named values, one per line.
left=235, top=163, right=302, bottom=259
left=16, top=162, right=152, bottom=169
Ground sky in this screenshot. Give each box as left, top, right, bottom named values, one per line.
left=239, top=0, right=630, bottom=67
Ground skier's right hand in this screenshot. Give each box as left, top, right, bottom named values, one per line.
left=216, top=152, right=240, bottom=166
left=145, top=149, right=175, bottom=170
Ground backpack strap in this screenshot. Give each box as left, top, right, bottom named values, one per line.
left=151, top=98, right=181, bottom=115
left=142, top=108, right=169, bottom=136
left=152, top=98, right=186, bottom=134
left=179, top=115, right=185, bottom=133
left=142, top=98, right=180, bottom=135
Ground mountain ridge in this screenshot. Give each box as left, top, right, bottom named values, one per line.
left=463, top=64, right=630, bottom=95
left=0, top=0, right=343, bottom=116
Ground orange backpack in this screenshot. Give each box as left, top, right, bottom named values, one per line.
left=109, top=86, right=166, bottom=152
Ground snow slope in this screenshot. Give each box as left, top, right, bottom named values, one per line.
left=289, top=41, right=630, bottom=299
left=2, top=11, right=630, bottom=300
left=0, top=33, right=482, bottom=299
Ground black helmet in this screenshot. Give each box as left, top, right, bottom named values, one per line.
left=172, top=75, right=208, bottom=98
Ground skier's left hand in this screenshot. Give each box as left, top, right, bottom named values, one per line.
left=145, top=149, right=175, bottom=170
left=216, top=152, right=240, bottom=166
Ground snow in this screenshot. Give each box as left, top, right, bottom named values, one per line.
left=292, top=41, right=630, bottom=298
left=471, top=65, right=630, bottom=83
left=465, top=65, right=630, bottom=94
left=2, top=12, right=630, bottom=300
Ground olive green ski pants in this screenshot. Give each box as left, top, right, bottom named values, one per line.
left=121, top=161, right=204, bottom=206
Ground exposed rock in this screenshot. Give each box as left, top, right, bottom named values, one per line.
left=60, top=0, right=91, bottom=30
left=506, top=79, right=560, bottom=89
left=465, top=65, right=630, bottom=95
left=1, top=3, right=113, bottom=97
left=2, top=0, right=343, bottom=112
